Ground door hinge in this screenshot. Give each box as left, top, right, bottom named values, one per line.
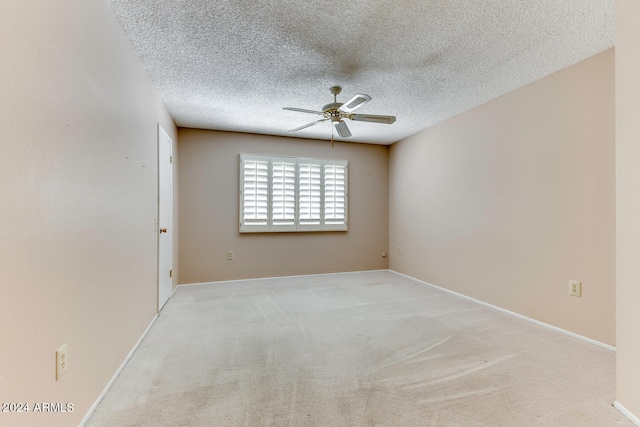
left=170, top=156, right=173, bottom=164
left=169, top=269, right=173, bottom=278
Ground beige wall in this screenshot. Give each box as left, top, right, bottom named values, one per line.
left=615, top=0, right=640, bottom=420
left=389, top=49, right=615, bottom=345
left=178, top=129, right=389, bottom=283
left=0, top=2, right=177, bottom=426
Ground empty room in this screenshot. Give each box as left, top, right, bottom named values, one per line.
left=2, top=1, right=640, bottom=426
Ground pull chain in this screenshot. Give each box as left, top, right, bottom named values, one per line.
left=331, top=124, right=334, bottom=148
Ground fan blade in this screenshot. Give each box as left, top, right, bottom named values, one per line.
left=350, top=114, right=396, bottom=124
left=283, top=107, right=324, bottom=115
left=334, top=120, right=352, bottom=138
left=288, top=119, right=328, bottom=133
left=338, top=93, right=372, bottom=112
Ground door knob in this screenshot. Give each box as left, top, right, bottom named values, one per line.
left=160, top=228, right=168, bottom=233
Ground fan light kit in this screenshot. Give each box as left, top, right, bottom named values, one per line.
left=283, top=86, right=396, bottom=145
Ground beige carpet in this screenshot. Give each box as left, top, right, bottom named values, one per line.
left=86, top=271, right=633, bottom=426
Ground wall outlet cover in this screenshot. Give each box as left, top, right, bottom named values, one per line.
left=569, top=280, right=582, bottom=297
left=56, top=343, right=68, bottom=381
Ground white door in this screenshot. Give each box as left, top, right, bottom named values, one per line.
left=158, top=124, right=173, bottom=311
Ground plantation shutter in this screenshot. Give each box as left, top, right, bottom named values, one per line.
left=324, top=161, right=347, bottom=229
left=271, top=157, right=296, bottom=230
left=298, top=160, right=322, bottom=228
left=240, top=154, right=347, bottom=232
left=240, top=155, right=269, bottom=232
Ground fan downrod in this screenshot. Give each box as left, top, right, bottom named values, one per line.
left=323, top=86, right=345, bottom=119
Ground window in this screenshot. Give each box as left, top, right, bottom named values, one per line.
left=240, top=154, right=348, bottom=232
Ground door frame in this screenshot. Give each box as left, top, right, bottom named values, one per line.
left=157, top=124, right=173, bottom=311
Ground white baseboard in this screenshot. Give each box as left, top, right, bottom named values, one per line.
left=78, top=314, right=159, bottom=427
left=615, top=401, right=640, bottom=426
left=179, top=269, right=616, bottom=352
left=390, top=270, right=616, bottom=352
left=176, top=269, right=390, bottom=289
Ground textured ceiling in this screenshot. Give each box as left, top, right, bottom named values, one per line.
left=106, top=0, right=614, bottom=145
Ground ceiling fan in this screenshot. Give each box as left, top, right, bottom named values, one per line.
left=283, top=86, right=396, bottom=140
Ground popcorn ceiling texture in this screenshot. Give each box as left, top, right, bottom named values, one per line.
left=106, top=0, right=613, bottom=145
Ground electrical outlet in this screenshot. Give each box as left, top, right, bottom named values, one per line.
left=397, top=246, right=403, bottom=256
left=569, top=280, right=582, bottom=297
left=226, top=250, right=233, bottom=261
left=56, top=343, right=68, bottom=381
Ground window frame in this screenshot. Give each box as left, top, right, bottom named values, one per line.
left=239, top=154, right=348, bottom=233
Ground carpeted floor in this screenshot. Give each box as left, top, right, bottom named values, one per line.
left=86, top=271, right=633, bottom=426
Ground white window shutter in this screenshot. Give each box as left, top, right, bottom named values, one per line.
left=240, top=154, right=347, bottom=233
left=240, top=155, right=269, bottom=232
left=271, top=157, right=297, bottom=230
left=324, top=164, right=345, bottom=224
left=323, top=160, right=348, bottom=230
left=298, top=160, right=322, bottom=228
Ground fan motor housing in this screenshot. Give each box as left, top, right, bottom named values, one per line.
left=323, top=103, right=350, bottom=121
left=322, top=102, right=343, bottom=112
